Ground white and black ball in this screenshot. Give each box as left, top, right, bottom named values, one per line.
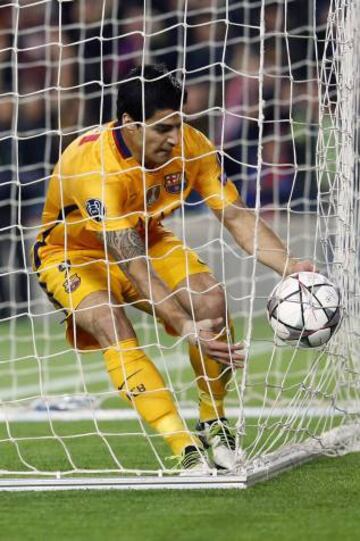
left=267, top=272, right=342, bottom=348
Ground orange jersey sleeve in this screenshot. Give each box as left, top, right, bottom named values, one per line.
left=188, top=127, right=239, bottom=210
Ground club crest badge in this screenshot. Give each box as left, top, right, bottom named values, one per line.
left=163, top=172, right=187, bottom=194
left=63, top=273, right=81, bottom=293
left=146, top=185, right=161, bottom=207
left=85, top=199, right=106, bottom=222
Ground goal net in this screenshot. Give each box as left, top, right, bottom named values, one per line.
left=0, top=0, right=359, bottom=490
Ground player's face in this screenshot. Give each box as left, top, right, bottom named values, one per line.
left=139, top=109, right=182, bottom=167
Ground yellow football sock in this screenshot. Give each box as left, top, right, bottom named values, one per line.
left=104, top=338, right=199, bottom=455
left=189, top=323, right=235, bottom=422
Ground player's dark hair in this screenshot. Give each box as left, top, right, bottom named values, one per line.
left=116, top=64, right=187, bottom=122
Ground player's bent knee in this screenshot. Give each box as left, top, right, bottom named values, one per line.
left=92, top=307, right=135, bottom=346
left=75, top=300, right=135, bottom=347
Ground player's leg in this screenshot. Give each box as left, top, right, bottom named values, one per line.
left=148, top=229, right=243, bottom=468
left=173, top=272, right=234, bottom=423
left=74, top=290, right=202, bottom=456
left=174, top=272, right=245, bottom=468
left=36, top=253, right=208, bottom=470
left=148, top=229, right=235, bottom=422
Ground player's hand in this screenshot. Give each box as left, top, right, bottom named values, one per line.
left=181, top=318, right=246, bottom=368
left=285, top=259, right=318, bottom=275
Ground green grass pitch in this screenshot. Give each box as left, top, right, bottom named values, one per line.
left=0, top=452, right=359, bottom=541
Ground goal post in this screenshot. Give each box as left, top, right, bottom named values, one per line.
left=0, top=0, right=360, bottom=491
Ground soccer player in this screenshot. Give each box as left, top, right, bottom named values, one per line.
left=32, top=65, right=314, bottom=474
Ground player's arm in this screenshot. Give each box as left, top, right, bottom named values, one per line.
left=97, top=228, right=244, bottom=364
left=103, top=228, right=189, bottom=335
left=190, top=130, right=312, bottom=275
left=213, top=196, right=314, bottom=276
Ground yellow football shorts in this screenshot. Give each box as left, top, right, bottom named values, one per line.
left=34, top=226, right=212, bottom=350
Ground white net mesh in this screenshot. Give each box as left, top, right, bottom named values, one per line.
left=0, top=0, right=359, bottom=484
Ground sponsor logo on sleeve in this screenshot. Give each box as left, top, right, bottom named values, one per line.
left=218, top=171, right=228, bottom=185
left=85, top=199, right=106, bottom=222
left=146, top=185, right=161, bottom=208
left=163, top=172, right=188, bottom=194
left=216, top=152, right=228, bottom=185
left=63, top=273, right=81, bottom=293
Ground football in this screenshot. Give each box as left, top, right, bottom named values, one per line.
left=267, top=272, right=342, bottom=348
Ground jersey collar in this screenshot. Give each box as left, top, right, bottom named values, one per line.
left=113, top=121, right=132, bottom=159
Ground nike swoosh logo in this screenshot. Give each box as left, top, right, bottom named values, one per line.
left=118, top=369, right=143, bottom=391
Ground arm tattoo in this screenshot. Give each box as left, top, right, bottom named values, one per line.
left=104, top=229, right=145, bottom=273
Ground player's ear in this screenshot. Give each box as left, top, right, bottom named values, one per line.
left=122, top=113, right=139, bottom=132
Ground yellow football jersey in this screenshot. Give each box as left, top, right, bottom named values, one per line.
left=33, top=121, right=238, bottom=268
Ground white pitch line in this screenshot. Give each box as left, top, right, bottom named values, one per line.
left=0, top=342, right=273, bottom=401
left=0, top=405, right=348, bottom=422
